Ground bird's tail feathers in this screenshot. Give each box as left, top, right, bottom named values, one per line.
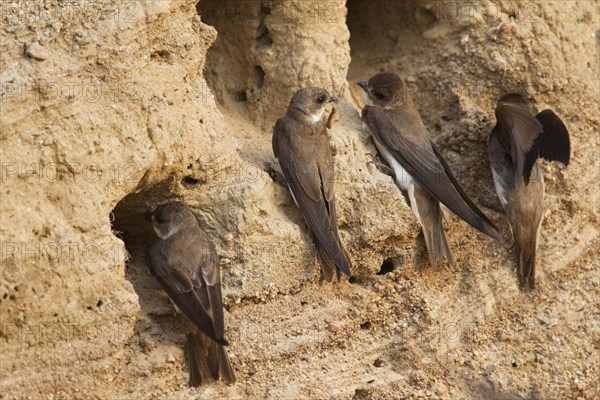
left=515, top=240, right=537, bottom=291
left=411, top=183, right=453, bottom=267
left=187, top=331, right=236, bottom=387
left=317, top=245, right=337, bottom=282
left=421, top=210, right=453, bottom=267
left=316, top=239, right=352, bottom=282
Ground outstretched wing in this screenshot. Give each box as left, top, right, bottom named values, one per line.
left=494, top=102, right=543, bottom=184
left=495, top=103, right=569, bottom=184
left=521, top=109, right=570, bottom=183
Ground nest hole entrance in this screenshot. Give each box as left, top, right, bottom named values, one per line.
left=197, top=0, right=265, bottom=110
left=346, top=0, right=458, bottom=121
left=110, top=179, right=178, bottom=292
left=377, top=258, right=397, bottom=275
left=347, top=0, right=436, bottom=81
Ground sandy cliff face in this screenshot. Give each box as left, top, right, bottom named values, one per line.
left=1, top=1, right=598, bottom=399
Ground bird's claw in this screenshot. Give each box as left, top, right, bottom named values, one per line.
left=264, top=162, right=288, bottom=187
left=366, top=153, right=396, bottom=178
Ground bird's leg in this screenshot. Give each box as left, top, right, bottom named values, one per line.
left=264, top=162, right=288, bottom=187
left=366, top=153, right=396, bottom=179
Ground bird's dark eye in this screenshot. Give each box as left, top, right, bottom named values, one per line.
left=373, top=91, right=386, bottom=100
left=316, top=95, right=325, bottom=104
left=154, top=214, right=165, bottom=224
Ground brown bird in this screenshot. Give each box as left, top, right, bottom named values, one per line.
left=358, top=72, right=500, bottom=267
left=489, top=93, right=570, bottom=289
left=149, top=201, right=235, bottom=386
left=272, top=87, right=352, bottom=281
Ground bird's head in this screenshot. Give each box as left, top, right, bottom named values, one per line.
left=358, top=72, right=407, bottom=109
left=150, top=201, right=196, bottom=240
left=288, top=87, right=338, bottom=124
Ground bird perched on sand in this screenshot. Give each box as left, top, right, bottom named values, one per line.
left=272, top=87, right=352, bottom=281
left=488, top=93, right=570, bottom=289
left=358, top=72, right=500, bottom=267
left=149, top=201, right=235, bottom=386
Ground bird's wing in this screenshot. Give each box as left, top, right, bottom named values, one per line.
left=488, top=124, right=516, bottom=207
left=521, top=110, right=570, bottom=182
left=316, top=132, right=352, bottom=280
left=272, top=119, right=281, bottom=159
left=273, top=119, right=351, bottom=276
left=150, top=234, right=227, bottom=345
left=198, top=233, right=225, bottom=340
left=363, top=106, right=499, bottom=240
left=317, top=132, right=337, bottom=226
left=430, top=142, right=499, bottom=233
left=494, top=102, right=543, bottom=184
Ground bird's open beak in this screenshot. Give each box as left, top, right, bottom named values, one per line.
left=329, top=96, right=338, bottom=103
left=357, top=82, right=369, bottom=92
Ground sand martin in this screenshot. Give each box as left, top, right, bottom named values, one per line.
left=489, top=93, right=570, bottom=289
left=358, top=72, right=500, bottom=266
left=272, top=87, right=352, bottom=281
left=149, top=201, right=235, bottom=386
